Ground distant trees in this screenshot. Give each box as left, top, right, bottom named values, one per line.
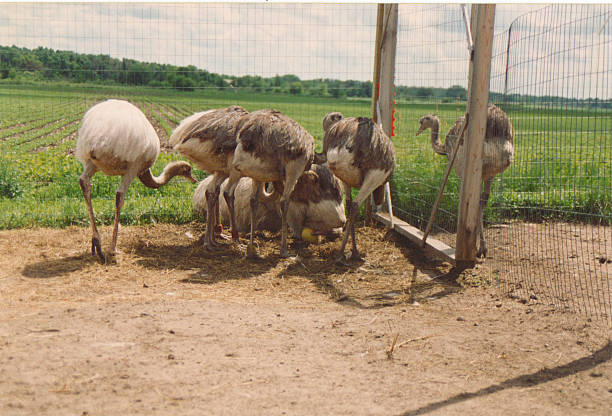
left=0, top=45, right=472, bottom=100
left=446, top=85, right=467, bottom=100
left=2, top=45, right=605, bottom=108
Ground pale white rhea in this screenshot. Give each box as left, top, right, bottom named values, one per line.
left=76, top=99, right=196, bottom=259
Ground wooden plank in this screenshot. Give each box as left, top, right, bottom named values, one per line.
left=456, top=4, right=495, bottom=264
left=374, top=212, right=456, bottom=265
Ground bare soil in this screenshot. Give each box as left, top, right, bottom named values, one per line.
left=0, top=223, right=610, bottom=415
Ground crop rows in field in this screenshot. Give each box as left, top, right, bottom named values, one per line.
left=0, top=100, right=95, bottom=154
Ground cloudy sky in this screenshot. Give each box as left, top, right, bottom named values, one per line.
left=0, top=2, right=609, bottom=98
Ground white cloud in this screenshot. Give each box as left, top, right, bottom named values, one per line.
left=0, top=3, right=608, bottom=98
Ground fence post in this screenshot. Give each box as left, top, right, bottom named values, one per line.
left=455, top=4, right=496, bottom=267
left=371, top=4, right=384, bottom=123
left=378, top=4, right=398, bottom=138
left=365, top=4, right=385, bottom=223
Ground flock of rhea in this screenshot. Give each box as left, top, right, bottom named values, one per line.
left=76, top=99, right=513, bottom=263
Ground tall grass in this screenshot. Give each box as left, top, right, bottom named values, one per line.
left=0, top=84, right=609, bottom=230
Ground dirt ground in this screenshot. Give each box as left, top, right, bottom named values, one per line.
left=0, top=222, right=611, bottom=415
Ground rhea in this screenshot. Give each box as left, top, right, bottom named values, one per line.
left=416, top=104, right=514, bottom=257
left=320, top=112, right=396, bottom=261
left=229, top=109, right=315, bottom=258
left=76, top=99, right=196, bottom=260
left=170, top=105, right=249, bottom=249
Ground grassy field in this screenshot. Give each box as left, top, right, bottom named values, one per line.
left=0, top=83, right=610, bottom=230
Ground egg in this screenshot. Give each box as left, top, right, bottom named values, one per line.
left=301, top=227, right=321, bottom=244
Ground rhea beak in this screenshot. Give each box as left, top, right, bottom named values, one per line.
left=313, top=152, right=327, bottom=165
left=416, top=125, right=424, bottom=136
left=187, top=173, right=198, bottom=183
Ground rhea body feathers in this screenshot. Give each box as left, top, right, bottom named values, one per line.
left=170, top=105, right=249, bottom=246
left=76, top=99, right=160, bottom=176
left=321, top=112, right=396, bottom=261
left=76, top=99, right=196, bottom=260
left=230, top=109, right=315, bottom=258
left=416, top=104, right=514, bottom=257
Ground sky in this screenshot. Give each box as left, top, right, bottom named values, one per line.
left=0, top=2, right=609, bottom=99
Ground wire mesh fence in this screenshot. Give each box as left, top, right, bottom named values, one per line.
left=394, top=4, right=611, bottom=323
left=485, top=4, right=611, bottom=323
left=0, top=3, right=610, bottom=323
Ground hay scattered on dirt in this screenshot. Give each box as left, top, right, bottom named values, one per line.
left=1, top=221, right=467, bottom=309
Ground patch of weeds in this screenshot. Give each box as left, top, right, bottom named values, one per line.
left=460, top=266, right=493, bottom=287
left=0, top=160, right=25, bottom=199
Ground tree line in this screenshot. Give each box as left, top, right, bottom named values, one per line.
left=0, top=45, right=470, bottom=101
left=2, top=45, right=608, bottom=108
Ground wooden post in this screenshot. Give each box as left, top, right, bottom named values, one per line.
left=377, top=4, right=398, bottom=225
left=366, top=4, right=385, bottom=223
left=378, top=4, right=398, bottom=137
left=371, top=4, right=384, bottom=123
left=455, top=4, right=495, bottom=267
left=367, top=4, right=397, bottom=223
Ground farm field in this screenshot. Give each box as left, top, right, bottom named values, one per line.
left=0, top=83, right=610, bottom=231
left=0, top=223, right=611, bottom=415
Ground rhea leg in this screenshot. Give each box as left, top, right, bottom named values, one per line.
left=202, top=173, right=228, bottom=249
left=339, top=170, right=390, bottom=262
left=79, top=161, right=103, bottom=260
left=278, top=159, right=307, bottom=258
left=211, top=186, right=229, bottom=242
left=246, top=180, right=262, bottom=259
left=477, top=178, right=493, bottom=258
left=336, top=181, right=358, bottom=261
left=224, top=169, right=242, bottom=241
left=110, top=173, right=136, bottom=255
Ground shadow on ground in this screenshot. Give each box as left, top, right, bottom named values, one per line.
left=399, top=341, right=612, bottom=416
left=22, top=252, right=98, bottom=279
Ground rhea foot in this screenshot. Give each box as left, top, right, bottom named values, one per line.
left=246, top=243, right=262, bottom=260
left=334, top=251, right=349, bottom=266
left=195, top=233, right=225, bottom=252
left=349, top=250, right=363, bottom=261
left=476, top=245, right=488, bottom=259
left=91, top=236, right=103, bottom=261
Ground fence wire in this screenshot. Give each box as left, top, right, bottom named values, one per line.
left=486, top=4, right=611, bottom=323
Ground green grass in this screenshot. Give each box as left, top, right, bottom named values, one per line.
left=0, top=83, right=610, bottom=230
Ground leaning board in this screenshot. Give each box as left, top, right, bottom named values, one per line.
left=373, top=211, right=456, bottom=265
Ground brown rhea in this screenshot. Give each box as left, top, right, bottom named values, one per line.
left=229, top=109, right=315, bottom=258
left=417, top=104, right=514, bottom=257
left=170, top=105, right=248, bottom=249
left=321, top=112, right=396, bottom=261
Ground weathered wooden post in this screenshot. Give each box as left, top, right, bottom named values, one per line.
left=378, top=4, right=398, bottom=138
left=368, top=4, right=398, bottom=224
left=365, top=4, right=385, bottom=223
left=455, top=4, right=496, bottom=267
left=371, top=4, right=384, bottom=124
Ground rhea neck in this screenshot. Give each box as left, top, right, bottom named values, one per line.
left=138, top=161, right=188, bottom=189
left=428, top=118, right=447, bottom=156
